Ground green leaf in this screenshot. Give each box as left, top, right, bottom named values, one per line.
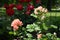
left=9, top=31, right=14, bottom=34
left=51, top=25, right=57, bottom=29
left=31, top=14, right=37, bottom=18
left=14, top=31, right=17, bottom=36
left=33, top=23, right=40, bottom=31
left=9, top=31, right=17, bottom=36
left=26, top=25, right=31, bottom=28
left=34, top=26, right=41, bottom=31
left=27, top=29, right=34, bottom=32
left=24, top=38, right=32, bottom=40
left=37, top=37, right=48, bottom=40
left=42, top=23, right=48, bottom=30
left=33, top=39, right=36, bottom=40
left=22, top=27, right=26, bottom=31
left=33, top=23, right=38, bottom=27
left=57, top=38, right=60, bottom=40
left=46, top=33, right=52, bottom=37
left=26, top=24, right=34, bottom=29
left=26, top=33, right=32, bottom=38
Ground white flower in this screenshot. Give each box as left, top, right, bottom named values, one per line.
left=38, top=6, right=43, bottom=11
left=45, top=9, right=48, bottom=13
left=54, top=32, right=56, bottom=35
left=34, top=8, right=38, bottom=14
left=34, top=6, right=43, bottom=14
left=41, top=8, right=45, bottom=12
left=41, top=15, right=45, bottom=20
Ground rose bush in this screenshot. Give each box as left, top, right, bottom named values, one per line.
left=0, top=0, right=59, bottom=40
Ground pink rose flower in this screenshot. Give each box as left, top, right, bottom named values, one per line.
left=11, top=19, right=23, bottom=31
left=13, top=25, right=19, bottom=31
left=37, top=34, right=42, bottom=39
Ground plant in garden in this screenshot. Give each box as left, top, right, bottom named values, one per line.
left=9, top=6, right=58, bottom=40
left=0, top=0, right=59, bottom=40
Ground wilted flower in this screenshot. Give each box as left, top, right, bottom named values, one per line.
left=11, top=19, right=23, bottom=31
left=37, top=34, right=42, bottom=39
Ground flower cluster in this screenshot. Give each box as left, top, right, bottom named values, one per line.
left=34, top=6, right=48, bottom=20
left=4, top=0, right=41, bottom=16
left=34, top=6, right=48, bottom=14
left=4, top=4, right=15, bottom=16
left=11, top=19, right=23, bottom=31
